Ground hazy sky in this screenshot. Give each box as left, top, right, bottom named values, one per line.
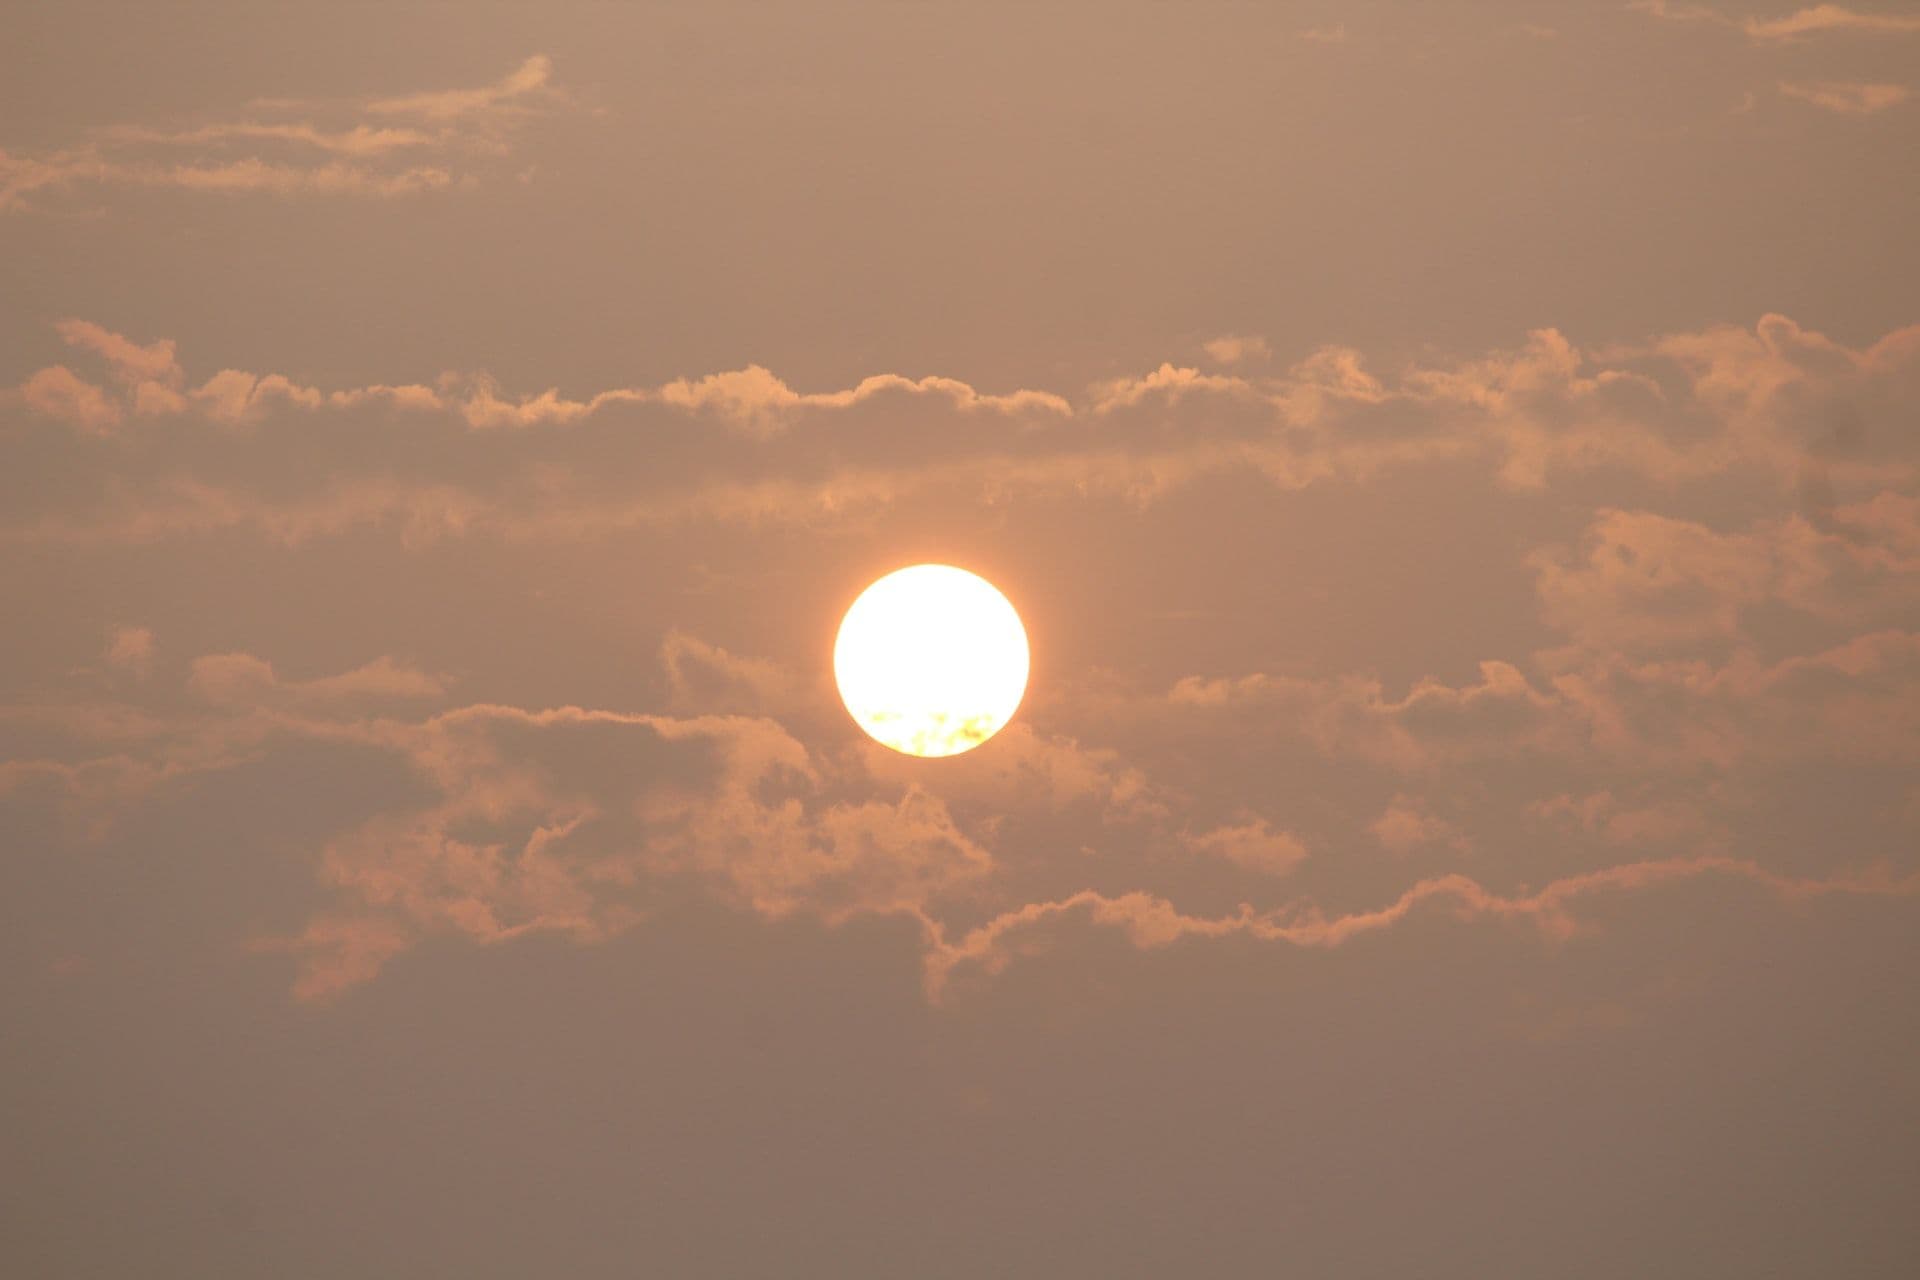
left=4, top=3, right=1919, bottom=1275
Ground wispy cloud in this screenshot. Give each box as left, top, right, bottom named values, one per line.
left=1743, top=4, right=1920, bottom=39
left=1778, top=80, right=1911, bottom=113
left=1633, top=1, right=1920, bottom=40
left=1201, top=334, right=1272, bottom=367
left=1370, top=794, right=1472, bottom=855
left=920, top=856, right=1920, bottom=994
left=0, top=55, right=567, bottom=213
left=366, top=53, right=558, bottom=122
left=104, top=625, right=155, bottom=679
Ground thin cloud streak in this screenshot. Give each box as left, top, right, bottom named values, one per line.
left=1633, top=1, right=1920, bottom=40
left=919, top=856, right=1920, bottom=994
left=1778, top=80, right=1911, bottom=114
left=0, top=55, right=564, bottom=213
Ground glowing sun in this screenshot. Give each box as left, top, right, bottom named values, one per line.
left=834, top=564, right=1030, bottom=757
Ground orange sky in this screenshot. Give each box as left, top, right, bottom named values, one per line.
left=4, top=3, right=1918, bottom=1275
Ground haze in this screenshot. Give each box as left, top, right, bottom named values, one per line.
left=3, top=3, right=1918, bottom=1276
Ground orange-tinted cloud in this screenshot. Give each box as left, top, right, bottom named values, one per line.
left=1183, top=817, right=1309, bottom=877
left=923, top=856, right=1920, bottom=994
left=0, top=56, right=567, bottom=214
left=1634, top=1, right=1920, bottom=41
left=1778, top=81, right=1911, bottom=114
left=11, top=313, right=1914, bottom=550
left=366, top=55, right=558, bottom=122
left=7, top=624, right=1917, bottom=1005
left=19, top=365, right=121, bottom=432
left=1743, top=5, right=1920, bottom=40
left=1370, top=794, right=1472, bottom=855
left=104, top=625, right=155, bottom=679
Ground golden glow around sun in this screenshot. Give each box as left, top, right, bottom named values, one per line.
left=834, top=564, right=1030, bottom=758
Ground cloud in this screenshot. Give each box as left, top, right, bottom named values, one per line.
left=56, top=318, right=182, bottom=387
left=922, top=856, right=1920, bottom=992
left=1529, top=500, right=1920, bottom=655
left=1529, top=790, right=1729, bottom=852
left=1168, top=660, right=1564, bottom=772
left=1633, top=2, right=1920, bottom=40
left=0, top=641, right=994, bottom=998
left=9, top=314, right=1917, bottom=549
left=1183, top=817, right=1308, bottom=876
left=250, top=915, right=411, bottom=1005
left=8, top=627, right=1919, bottom=1003
left=366, top=55, right=557, bottom=122
left=1201, top=334, right=1272, bottom=366
left=1090, top=363, right=1259, bottom=413
left=1156, top=611, right=1920, bottom=781
left=1, top=143, right=452, bottom=215
left=1544, top=630, right=1920, bottom=772
left=105, top=625, right=155, bottom=679
left=656, top=368, right=1074, bottom=436
left=135, top=159, right=453, bottom=198
left=853, top=721, right=1175, bottom=845
left=1742, top=5, right=1920, bottom=40
left=12, top=323, right=1066, bottom=439
left=661, top=631, right=797, bottom=715
left=1778, top=81, right=1911, bottom=114
left=193, top=369, right=330, bottom=425
left=101, top=121, right=436, bottom=157
left=1529, top=509, right=1776, bottom=651
left=458, top=378, right=638, bottom=430
left=19, top=365, right=120, bottom=431
left=188, top=652, right=446, bottom=709
left=284, top=702, right=995, bottom=997
left=460, top=366, right=1069, bottom=436
left=0, top=55, right=567, bottom=214
left=5, top=308, right=1916, bottom=1014
left=1369, top=794, right=1472, bottom=855
left=1, top=475, right=490, bottom=549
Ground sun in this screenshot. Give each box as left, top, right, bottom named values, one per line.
left=834, top=564, right=1030, bottom=758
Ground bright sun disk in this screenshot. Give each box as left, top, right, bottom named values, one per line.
left=833, top=564, right=1029, bottom=758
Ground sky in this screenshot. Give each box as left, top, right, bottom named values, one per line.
left=3, top=2, right=1918, bottom=1274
